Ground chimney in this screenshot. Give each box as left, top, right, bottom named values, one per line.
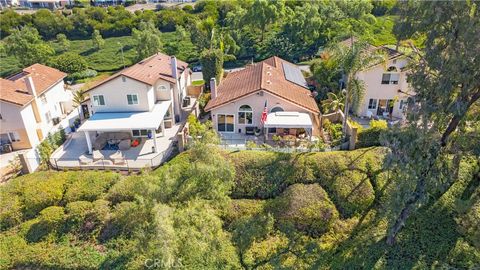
left=24, top=76, right=37, bottom=97
left=210, top=77, right=217, bottom=99
left=171, top=56, right=178, bottom=80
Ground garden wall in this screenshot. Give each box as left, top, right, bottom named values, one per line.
left=321, top=110, right=358, bottom=150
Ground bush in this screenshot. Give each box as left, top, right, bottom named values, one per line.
left=63, top=171, right=119, bottom=202
left=48, top=52, right=88, bottom=74
left=65, top=199, right=110, bottom=237
left=357, top=120, right=388, bottom=148
left=66, top=69, right=97, bottom=82
left=223, top=199, right=266, bottom=226
left=22, top=174, right=66, bottom=218
left=457, top=200, right=480, bottom=248
left=269, top=184, right=339, bottom=235
left=0, top=195, right=23, bottom=230
left=25, top=206, right=65, bottom=242
left=106, top=175, right=155, bottom=204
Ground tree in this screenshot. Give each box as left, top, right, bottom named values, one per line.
left=56, top=33, right=70, bottom=51
left=242, top=0, right=285, bottom=42
left=384, top=1, right=480, bottom=245
left=321, top=91, right=345, bottom=114
left=49, top=53, right=87, bottom=74
left=200, top=49, right=224, bottom=87
left=72, top=90, right=85, bottom=117
left=4, top=26, right=55, bottom=66
left=91, top=29, right=105, bottom=51
left=132, top=21, right=162, bottom=61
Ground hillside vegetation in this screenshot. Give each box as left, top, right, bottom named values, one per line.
left=1, top=146, right=478, bottom=269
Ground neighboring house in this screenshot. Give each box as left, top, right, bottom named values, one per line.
left=0, top=64, right=70, bottom=151
left=340, top=38, right=414, bottom=119
left=205, top=56, right=321, bottom=139
left=19, top=0, right=68, bottom=9
left=0, top=0, right=20, bottom=8
left=79, top=52, right=191, bottom=155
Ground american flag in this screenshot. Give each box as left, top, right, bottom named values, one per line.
left=261, top=101, right=268, bottom=124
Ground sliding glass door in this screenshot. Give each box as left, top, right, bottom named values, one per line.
left=217, top=114, right=234, bottom=132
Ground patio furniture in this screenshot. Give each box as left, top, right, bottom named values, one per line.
left=92, top=150, right=104, bottom=162
left=118, top=139, right=131, bottom=151
left=78, top=155, right=91, bottom=165
left=110, top=151, right=126, bottom=165
left=93, top=132, right=132, bottom=150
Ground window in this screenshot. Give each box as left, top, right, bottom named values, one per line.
left=40, top=95, right=47, bottom=104
left=93, top=95, right=105, bottom=106
left=132, top=129, right=149, bottom=137
left=270, top=106, right=284, bottom=113
left=127, top=94, right=139, bottom=105
left=0, top=113, right=3, bottom=120
left=217, top=114, right=234, bottom=132
left=45, top=111, right=52, bottom=123
left=368, top=99, right=377, bottom=109
left=158, top=85, right=168, bottom=92
left=399, top=99, right=407, bottom=110
left=238, top=105, right=253, bottom=125
left=9, top=132, right=20, bottom=142
left=381, top=73, right=400, bottom=85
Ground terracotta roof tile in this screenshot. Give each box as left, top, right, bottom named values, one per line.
left=205, top=56, right=319, bottom=113
left=1, top=63, right=66, bottom=106
left=85, top=52, right=189, bottom=92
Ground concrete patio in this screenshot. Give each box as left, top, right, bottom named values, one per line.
left=50, top=124, right=181, bottom=170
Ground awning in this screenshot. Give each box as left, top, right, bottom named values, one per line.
left=264, top=112, right=313, bottom=128
left=78, top=100, right=171, bottom=132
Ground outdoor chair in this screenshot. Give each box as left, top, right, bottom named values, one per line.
left=110, top=151, right=126, bottom=165
left=92, top=150, right=104, bottom=162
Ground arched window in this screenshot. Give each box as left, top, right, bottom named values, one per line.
left=386, top=66, right=398, bottom=72
left=238, top=105, right=253, bottom=125
left=270, top=106, right=284, bottom=113
left=158, top=85, right=168, bottom=92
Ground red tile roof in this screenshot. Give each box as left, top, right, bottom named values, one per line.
left=85, top=52, right=189, bottom=92
left=205, top=56, right=320, bottom=113
left=0, top=64, right=66, bottom=106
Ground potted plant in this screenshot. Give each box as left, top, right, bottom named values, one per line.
left=70, top=125, right=76, bottom=132
left=74, top=118, right=81, bottom=128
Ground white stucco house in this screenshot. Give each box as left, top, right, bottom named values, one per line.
left=74, top=52, right=192, bottom=157
left=0, top=64, right=71, bottom=152
left=205, top=56, right=321, bottom=142
left=340, top=38, right=414, bottom=119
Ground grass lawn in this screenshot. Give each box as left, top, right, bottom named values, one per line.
left=0, top=32, right=198, bottom=78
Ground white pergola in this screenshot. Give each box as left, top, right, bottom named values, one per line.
left=263, top=112, right=313, bottom=140
left=78, top=101, right=171, bottom=154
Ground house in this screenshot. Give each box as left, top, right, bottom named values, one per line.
left=19, top=0, right=69, bottom=9
left=76, top=52, right=192, bottom=156
left=205, top=56, right=321, bottom=141
left=340, top=38, right=414, bottom=119
left=0, top=64, right=70, bottom=152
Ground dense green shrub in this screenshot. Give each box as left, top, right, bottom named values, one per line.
left=106, top=174, right=156, bottom=204
left=0, top=195, right=23, bottom=230
left=65, top=199, right=110, bottom=237
left=25, top=206, right=65, bottom=242
left=223, top=199, right=266, bottom=226
left=357, top=120, right=388, bottom=148
left=269, top=184, right=339, bottom=235
left=48, top=52, right=87, bottom=73
left=200, top=48, right=224, bottom=86
left=457, top=200, right=480, bottom=248
left=65, top=69, right=97, bottom=82
left=63, top=171, right=119, bottom=202
left=21, top=174, right=66, bottom=218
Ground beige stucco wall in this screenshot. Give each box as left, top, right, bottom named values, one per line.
left=89, top=76, right=153, bottom=113
left=356, top=57, right=414, bottom=118
left=209, top=90, right=320, bottom=134
left=36, top=81, right=68, bottom=136
left=0, top=101, right=40, bottom=150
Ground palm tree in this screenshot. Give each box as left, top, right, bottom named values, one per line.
left=72, top=90, right=85, bottom=118
left=321, top=91, right=345, bottom=114
left=327, top=37, right=387, bottom=135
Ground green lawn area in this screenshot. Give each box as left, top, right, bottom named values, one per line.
left=0, top=32, right=198, bottom=78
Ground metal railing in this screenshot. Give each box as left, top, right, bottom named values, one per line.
left=219, top=138, right=341, bottom=153
left=48, top=145, right=175, bottom=171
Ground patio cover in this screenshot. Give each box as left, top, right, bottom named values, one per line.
left=264, top=112, right=313, bottom=128
left=78, top=100, right=171, bottom=132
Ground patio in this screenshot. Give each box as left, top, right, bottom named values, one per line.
left=50, top=123, right=181, bottom=170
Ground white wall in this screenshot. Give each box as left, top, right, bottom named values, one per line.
left=89, top=76, right=152, bottom=113
left=20, top=104, right=41, bottom=148
left=36, top=81, right=69, bottom=136
left=356, top=57, right=413, bottom=118
left=210, top=91, right=317, bottom=134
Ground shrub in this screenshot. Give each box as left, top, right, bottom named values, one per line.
left=223, top=199, right=266, bottom=226
left=66, top=69, right=97, bottom=82
left=25, top=206, right=65, bottom=242
left=457, top=200, right=480, bottom=248
left=0, top=195, right=23, bottom=230
left=63, top=171, right=119, bottom=202
left=269, top=184, right=339, bottom=235
left=22, top=173, right=66, bottom=218
left=357, top=120, right=388, bottom=148
left=48, top=52, right=88, bottom=74
left=65, top=199, right=110, bottom=237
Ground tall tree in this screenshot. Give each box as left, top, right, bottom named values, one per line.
left=4, top=26, right=55, bottom=66
left=385, top=1, right=480, bottom=245
left=91, top=29, right=105, bottom=51
left=200, top=48, right=224, bottom=87
left=242, top=0, right=285, bottom=42
left=132, top=21, right=162, bottom=61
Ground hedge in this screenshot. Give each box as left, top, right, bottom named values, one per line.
left=63, top=171, right=119, bottom=202
left=269, top=183, right=339, bottom=235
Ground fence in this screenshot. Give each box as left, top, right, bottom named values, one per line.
left=48, top=145, right=175, bottom=172
left=219, top=138, right=340, bottom=153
